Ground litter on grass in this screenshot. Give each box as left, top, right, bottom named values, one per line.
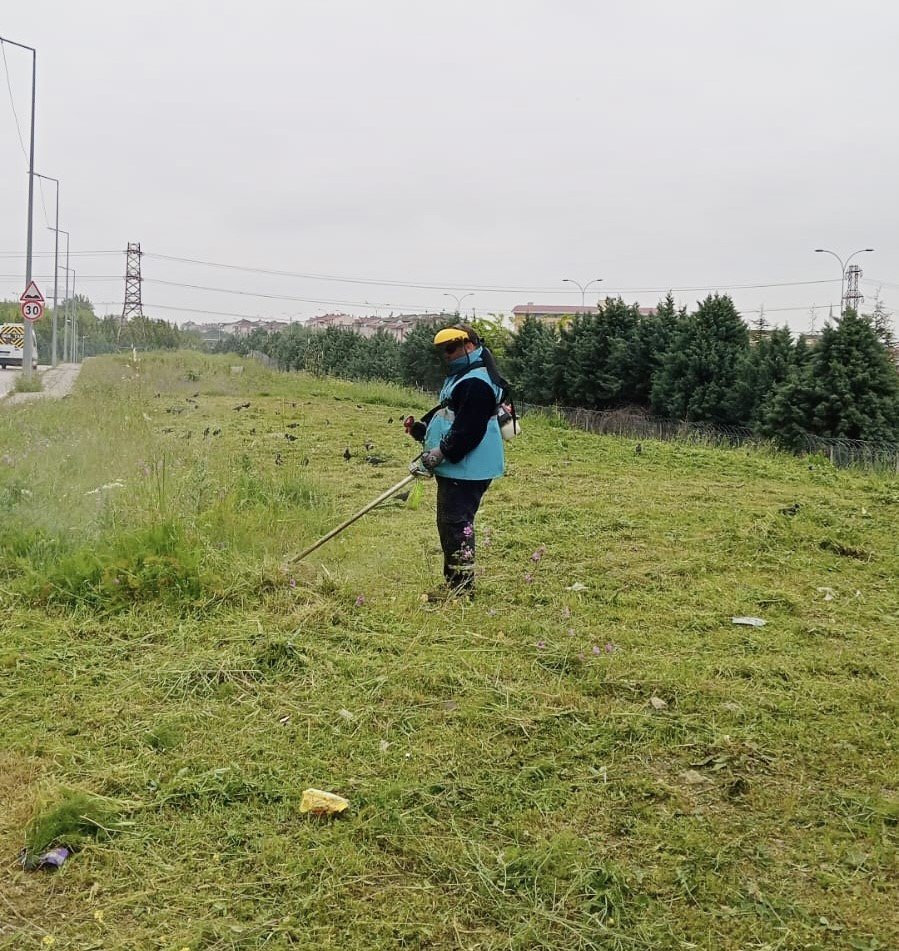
left=299, top=789, right=349, bottom=817
left=21, top=846, right=71, bottom=871
left=732, top=616, right=766, bottom=627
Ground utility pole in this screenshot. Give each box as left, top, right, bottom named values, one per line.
left=48, top=227, right=69, bottom=361
left=61, top=264, right=71, bottom=364
left=69, top=270, right=76, bottom=362
left=35, top=174, right=59, bottom=365
left=0, top=36, right=37, bottom=378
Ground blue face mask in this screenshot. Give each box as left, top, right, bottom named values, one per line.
left=447, top=345, right=483, bottom=371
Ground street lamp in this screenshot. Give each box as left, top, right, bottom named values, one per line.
left=61, top=264, right=74, bottom=362
left=814, top=248, right=874, bottom=316
left=0, top=35, right=37, bottom=378
left=35, top=174, right=59, bottom=365
left=52, top=231, right=70, bottom=360
left=562, top=277, right=603, bottom=309
left=70, top=268, right=77, bottom=362
left=443, top=292, right=473, bottom=317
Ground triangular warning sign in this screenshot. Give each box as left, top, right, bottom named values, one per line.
left=20, top=280, right=45, bottom=303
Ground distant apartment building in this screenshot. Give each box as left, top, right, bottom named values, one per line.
left=182, top=318, right=290, bottom=342
left=512, top=303, right=657, bottom=329
left=305, top=313, right=359, bottom=331
left=306, top=311, right=451, bottom=341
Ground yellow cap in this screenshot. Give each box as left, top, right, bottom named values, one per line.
left=433, top=327, right=469, bottom=346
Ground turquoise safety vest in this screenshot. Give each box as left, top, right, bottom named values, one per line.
left=424, top=350, right=505, bottom=480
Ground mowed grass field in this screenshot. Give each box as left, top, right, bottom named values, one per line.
left=1, top=352, right=896, bottom=951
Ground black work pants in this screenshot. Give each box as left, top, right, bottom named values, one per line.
left=435, top=476, right=492, bottom=590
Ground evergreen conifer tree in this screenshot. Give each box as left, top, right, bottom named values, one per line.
left=400, top=320, right=445, bottom=391
left=505, top=316, right=557, bottom=404
left=634, top=293, right=683, bottom=405
left=805, top=310, right=899, bottom=441
left=549, top=299, right=643, bottom=409
left=651, top=293, right=750, bottom=423
left=740, top=325, right=796, bottom=426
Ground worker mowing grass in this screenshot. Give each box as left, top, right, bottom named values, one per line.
left=404, top=325, right=509, bottom=599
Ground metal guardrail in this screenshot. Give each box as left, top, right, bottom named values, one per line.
left=521, top=403, right=899, bottom=472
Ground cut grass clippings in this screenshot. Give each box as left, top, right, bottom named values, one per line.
left=0, top=351, right=896, bottom=950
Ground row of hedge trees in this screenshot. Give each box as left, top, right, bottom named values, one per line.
left=214, top=293, right=899, bottom=447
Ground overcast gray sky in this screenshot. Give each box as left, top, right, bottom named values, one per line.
left=2, top=0, right=897, bottom=332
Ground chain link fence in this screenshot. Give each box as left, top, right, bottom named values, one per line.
left=521, top=403, right=899, bottom=472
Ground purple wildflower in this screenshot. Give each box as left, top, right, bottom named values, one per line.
left=536, top=640, right=546, bottom=650
left=524, top=572, right=533, bottom=583
left=592, top=645, right=602, bottom=656
left=567, top=627, right=575, bottom=637
left=562, top=607, right=571, bottom=619
left=355, top=594, right=366, bottom=607
left=605, top=642, right=616, bottom=653
left=462, top=523, right=474, bottom=538
left=531, top=545, right=546, bottom=563
left=289, top=578, right=297, bottom=589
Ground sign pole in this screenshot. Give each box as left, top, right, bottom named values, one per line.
left=22, top=43, right=37, bottom=379
left=0, top=36, right=38, bottom=375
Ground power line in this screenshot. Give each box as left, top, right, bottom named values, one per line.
left=36, top=177, right=50, bottom=228
left=0, top=247, right=851, bottom=297
left=144, top=302, right=292, bottom=320
left=861, top=276, right=899, bottom=292
left=0, top=274, right=122, bottom=280
left=143, top=250, right=839, bottom=296
left=0, top=250, right=123, bottom=257
left=0, top=39, right=28, bottom=165
left=144, top=278, right=433, bottom=311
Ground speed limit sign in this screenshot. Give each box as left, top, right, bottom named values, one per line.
left=21, top=300, right=44, bottom=321
left=19, top=281, right=45, bottom=322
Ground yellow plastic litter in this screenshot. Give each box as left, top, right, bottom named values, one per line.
left=300, top=788, right=349, bottom=816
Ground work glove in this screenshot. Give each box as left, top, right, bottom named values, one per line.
left=421, top=448, right=444, bottom=471
left=403, top=416, right=427, bottom=441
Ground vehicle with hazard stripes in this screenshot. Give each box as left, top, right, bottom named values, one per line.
left=0, top=323, right=38, bottom=370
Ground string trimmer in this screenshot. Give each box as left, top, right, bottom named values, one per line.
left=286, top=454, right=427, bottom=564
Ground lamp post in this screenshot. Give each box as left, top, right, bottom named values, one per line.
left=35, top=174, right=59, bottom=365
left=0, top=35, right=37, bottom=378
left=70, top=269, right=77, bottom=362
left=53, top=231, right=70, bottom=361
left=443, top=292, right=473, bottom=317
left=61, top=264, right=73, bottom=362
left=814, top=248, right=874, bottom=316
left=562, top=277, right=603, bottom=309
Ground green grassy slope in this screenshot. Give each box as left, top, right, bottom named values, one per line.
left=1, top=352, right=896, bottom=950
